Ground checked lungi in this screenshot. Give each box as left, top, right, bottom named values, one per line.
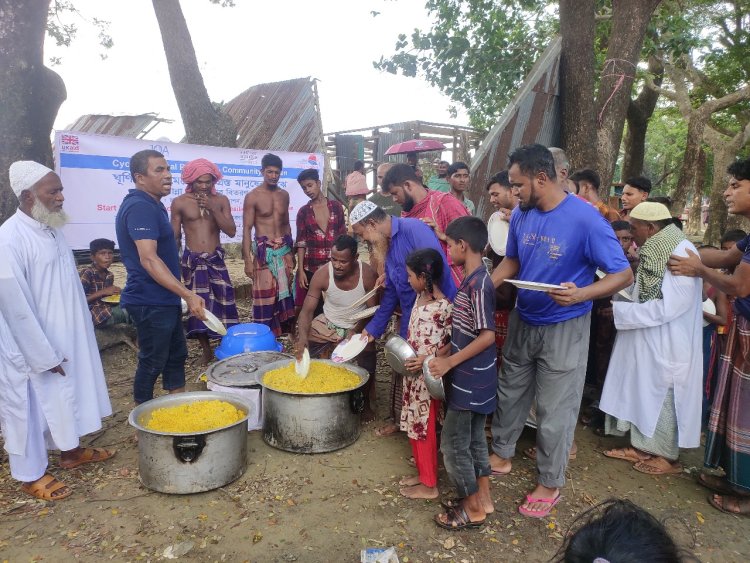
left=252, top=235, right=295, bottom=336
left=704, top=314, right=750, bottom=493
left=181, top=246, right=239, bottom=338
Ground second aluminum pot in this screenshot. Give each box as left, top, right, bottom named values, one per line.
left=257, top=359, right=369, bottom=453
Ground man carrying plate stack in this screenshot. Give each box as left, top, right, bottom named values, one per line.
left=489, top=144, right=632, bottom=518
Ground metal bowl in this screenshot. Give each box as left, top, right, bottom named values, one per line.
left=422, top=355, right=446, bottom=400
left=384, top=335, right=418, bottom=377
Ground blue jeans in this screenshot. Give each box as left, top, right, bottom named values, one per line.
left=441, top=408, right=491, bottom=498
left=126, top=305, right=187, bottom=404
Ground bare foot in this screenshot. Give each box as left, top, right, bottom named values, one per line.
left=400, top=484, right=439, bottom=499
left=374, top=423, right=399, bottom=437
left=489, top=452, right=511, bottom=475
left=399, top=475, right=421, bottom=486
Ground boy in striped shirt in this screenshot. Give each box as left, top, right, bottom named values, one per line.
left=428, top=216, right=497, bottom=530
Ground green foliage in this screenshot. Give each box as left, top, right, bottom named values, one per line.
left=373, top=1, right=558, bottom=130
left=46, top=0, right=113, bottom=64
left=642, top=106, right=688, bottom=194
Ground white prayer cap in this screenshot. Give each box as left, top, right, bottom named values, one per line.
left=9, top=161, right=55, bottom=198
left=630, top=202, right=672, bottom=222
left=350, top=200, right=379, bottom=225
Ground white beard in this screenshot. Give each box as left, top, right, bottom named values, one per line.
left=31, top=198, right=69, bottom=228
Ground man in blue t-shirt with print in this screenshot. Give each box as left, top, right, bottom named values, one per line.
left=489, top=144, right=633, bottom=518
left=115, top=150, right=206, bottom=405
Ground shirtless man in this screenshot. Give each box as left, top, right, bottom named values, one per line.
left=242, top=153, right=295, bottom=335
left=171, top=158, right=239, bottom=364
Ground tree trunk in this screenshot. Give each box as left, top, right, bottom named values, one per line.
left=686, top=147, right=706, bottom=236
left=703, top=122, right=750, bottom=244
left=595, top=0, right=662, bottom=195
left=621, top=55, right=663, bottom=180
left=0, top=0, right=67, bottom=225
left=151, top=0, right=237, bottom=147
left=671, top=109, right=709, bottom=216
left=559, top=0, right=597, bottom=171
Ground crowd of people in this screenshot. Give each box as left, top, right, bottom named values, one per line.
left=1, top=142, right=749, bottom=546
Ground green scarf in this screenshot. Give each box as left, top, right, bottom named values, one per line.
left=636, top=223, right=685, bottom=303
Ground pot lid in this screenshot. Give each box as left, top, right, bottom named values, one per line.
left=206, top=351, right=293, bottom=387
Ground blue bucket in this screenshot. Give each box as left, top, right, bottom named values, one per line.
left=215, top=323, right=283, bottom=360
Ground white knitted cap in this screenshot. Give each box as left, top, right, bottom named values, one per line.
left=9, top=161, right=55, bottom=198
left=349, top=200, right=379, bottom=225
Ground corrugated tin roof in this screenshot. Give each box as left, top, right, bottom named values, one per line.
left=469, top=37, right=562, bottom=220
left=224, top=77, right=325, bottom=153
left=65, top=113, right=169, bottom=138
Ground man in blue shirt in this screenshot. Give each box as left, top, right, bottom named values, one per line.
left=489, top=144, right=633, bottom=518
left=350, top=201, right=456, bottom=436
left=115, top=150, right=205, bottom=404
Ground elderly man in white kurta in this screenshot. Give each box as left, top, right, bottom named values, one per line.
left=600, top=202, right=702, bottom=475
left=0, top=161, right=114, bottom=501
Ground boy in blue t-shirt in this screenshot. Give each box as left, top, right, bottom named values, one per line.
left=428, top=216, right=496, bottom=530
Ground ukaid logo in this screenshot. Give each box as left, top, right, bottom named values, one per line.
left=61, top=134, right=80, bottom=153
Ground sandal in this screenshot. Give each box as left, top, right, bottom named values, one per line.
left=602, top=447, right=651, bottom=463
left=633, top=458, right=683, bottom=475
left=59, top=447, right=116, bottom=469
left=434, top=506, right=485, bottom=531
left=518, top=492, right=561, bottom=518
left=21, top=474, right=72, bottom=501
left=440, top=497, right=464, bottom=510
left=707, top=494, right=750, bottom=516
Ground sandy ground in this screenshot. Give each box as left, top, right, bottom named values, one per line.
left=1, top=260, right=748, bottom=562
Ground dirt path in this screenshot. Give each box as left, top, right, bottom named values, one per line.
left=1, top=261, right=748, bottom=562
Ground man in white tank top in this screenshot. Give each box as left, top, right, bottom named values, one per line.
left=296, top=235, right=380, bottom=421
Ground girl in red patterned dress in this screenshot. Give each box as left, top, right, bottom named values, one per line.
left=398, top=248, right=453, bottom=499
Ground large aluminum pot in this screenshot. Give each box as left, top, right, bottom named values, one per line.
left=128, top=391, right=251, bottom=494
left=257, top=359, right=369, bottom=454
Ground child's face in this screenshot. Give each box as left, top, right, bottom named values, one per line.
left=406, top=266, right=425, bottom=293
left=615, top=229, right=633, bottom=254
left=446, top=236, right=465, bottom=266
left=92, top=249, right=114, bottom=270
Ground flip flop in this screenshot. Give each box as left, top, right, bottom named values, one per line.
left=59, top=447, right=116, bottom=469
left=491, top=467, right=511, bottom=476
left=633, top=459, right=683, bottom=475
left=707, top=494, right=750, bottom=517
left=518, top=493, right=561, bottom=518
left=602, top=447, right=651, bottom=463
left=21, top=474, right=72, bottom=501
left=434, top=506, right=485, bottom=531
left=524, top=446, right=577, bottom=461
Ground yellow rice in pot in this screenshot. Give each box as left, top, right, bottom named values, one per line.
left=143, top=400, right=245, bottom=433
left=264, top=362, right=360, bottom=393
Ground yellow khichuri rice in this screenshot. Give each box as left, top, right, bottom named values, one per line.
left=143, top=400, right=245, bottom=433
left=264, top=362, right=360, bottom=393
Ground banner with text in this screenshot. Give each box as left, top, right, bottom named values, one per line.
left=53, top=131, right=322, bottom=250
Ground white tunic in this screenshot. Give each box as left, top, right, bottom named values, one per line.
left=0, top=210, right=112, bottom=456
left=599, top=239, right=703, bottom=448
